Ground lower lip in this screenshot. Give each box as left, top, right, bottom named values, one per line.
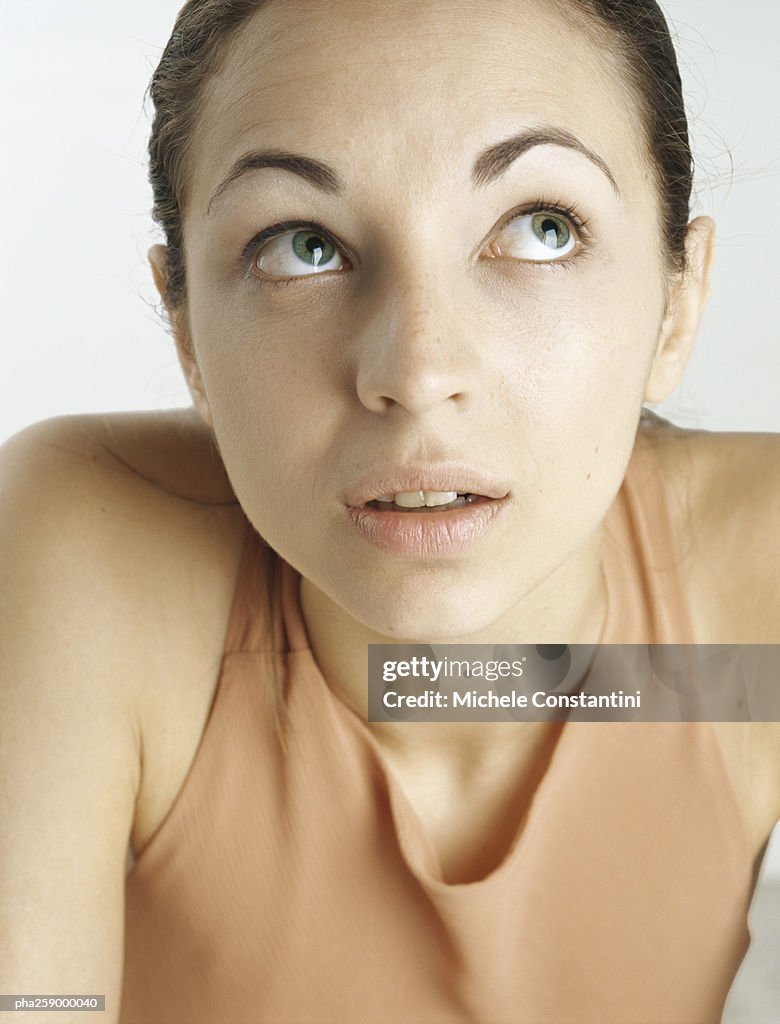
left=345, top=497, right=508, bottom=558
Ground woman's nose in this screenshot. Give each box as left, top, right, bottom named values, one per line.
left=354, top=279, right=482, bottom=417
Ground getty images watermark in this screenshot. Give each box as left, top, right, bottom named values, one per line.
left=366, top=645, right=780, bottom=722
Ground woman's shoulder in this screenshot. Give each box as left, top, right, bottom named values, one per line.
left=1, top=410, right=250, bottom=863
left=639, top=410, right=779, bottom=644
left=640, top=413, right=780, bottom=837
left=0, top=407, right=236, bottom=502
left=1, top=406, right=245, bottom=562
left=1, top=404, right=249, bottom=663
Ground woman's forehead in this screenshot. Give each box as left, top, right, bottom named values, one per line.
left=190, top=0, right=647, bottom=215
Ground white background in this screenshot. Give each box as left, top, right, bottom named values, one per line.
left=2, top=0, right=778, bottom=443
left=2, top=1, right=778, bottom=887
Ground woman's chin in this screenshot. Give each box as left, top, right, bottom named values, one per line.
left=347, top=588, right=508, bottom=644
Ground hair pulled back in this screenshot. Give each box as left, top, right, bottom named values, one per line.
left=148, top=0, right=692, bottom=309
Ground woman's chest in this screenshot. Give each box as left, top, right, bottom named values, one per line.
left=127, top=679, right=779, bottom=886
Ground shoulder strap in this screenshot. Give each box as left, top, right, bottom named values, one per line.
left=601, top=430, right=697, bottom=643
left=223, top=518, right=284, bottom=654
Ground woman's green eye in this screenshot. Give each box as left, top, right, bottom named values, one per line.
left=490, top=212, right=578, bottom=263
left=251, top=209, right=578, bottom=282
left=531, top=214, right=571, bottom=250
left=290, top=231, right=336, bottom=267
left=254, top=229, right=346, bottom=279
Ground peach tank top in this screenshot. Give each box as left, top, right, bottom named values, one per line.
left=120, top=434, right=755, bottom=1024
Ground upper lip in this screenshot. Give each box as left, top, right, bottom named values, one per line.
left=344, top=463, right=511, bottom=507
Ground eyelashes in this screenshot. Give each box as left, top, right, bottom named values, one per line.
left=484, top=199, right=591, bottom=272
left=240, top=219, right=345, bottom=279
left=240, top=199, right=593, bottom=285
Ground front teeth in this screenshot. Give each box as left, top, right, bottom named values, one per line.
left=378, top=490, right=459, bottom=508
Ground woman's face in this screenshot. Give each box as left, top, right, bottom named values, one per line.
left=177, top=0, right=678, bottom=639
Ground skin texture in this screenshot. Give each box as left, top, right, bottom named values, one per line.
left=150, top=0, right=715, bottom=753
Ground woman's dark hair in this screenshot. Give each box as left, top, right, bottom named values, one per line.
left=148, top=0, right=693, bottom=311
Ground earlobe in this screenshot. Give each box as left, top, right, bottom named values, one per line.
left=175, top=339, right=215, bottom=431
left=148, top=244, right=169, bottom=303
left=644, top=216, right=716, bottom=404
left=147, top=245, right=214, bottom=430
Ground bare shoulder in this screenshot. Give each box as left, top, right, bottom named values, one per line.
left=0, top=406, right=236, bottom=503
left=1, top=408, right=245, bottom=603
left=639, top=412, right=780, bottom=836
left=640, top=410, right=779, bottom=644
left=1, top=410, right=249, bottom=852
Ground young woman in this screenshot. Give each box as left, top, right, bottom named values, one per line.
left=2, top=1, right=777, bottom=1022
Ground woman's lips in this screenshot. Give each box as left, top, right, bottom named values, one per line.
left=369, top=493, right=479, bottom=512
left=345, top=494, right=508, bottom=558
left=343, top=463, right=511, bottom=508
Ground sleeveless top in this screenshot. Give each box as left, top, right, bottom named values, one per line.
left=119, top=432, right=755, bottom=1024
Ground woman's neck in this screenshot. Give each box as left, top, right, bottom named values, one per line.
left=298, top=524, right=606, bottom=764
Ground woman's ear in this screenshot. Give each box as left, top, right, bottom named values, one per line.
left=148, top=244, right=214, bottom=429
left=644, top=216, right=716, bottom=404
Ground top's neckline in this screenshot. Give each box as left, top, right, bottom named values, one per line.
left=285, top=629, right=578, bottom=892
left=278, top=522, right=619, bottom=891
left=271, top=436, right=680, bottom=890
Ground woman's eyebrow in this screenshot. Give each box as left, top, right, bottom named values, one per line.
left=472, top=126, right=620, bottom=196
left=206, top=153, right=342, bottom=215
left=206, top=125, right=620, bottom=215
